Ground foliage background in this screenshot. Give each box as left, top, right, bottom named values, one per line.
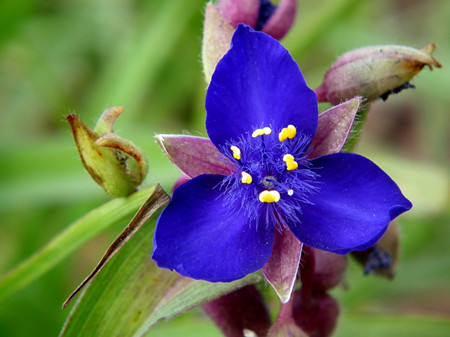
left=0, top=0, right=448, bottom=336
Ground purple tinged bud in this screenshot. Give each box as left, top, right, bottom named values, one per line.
left=202, top=1, right=298, bottom=82
left=202, top=285, right=271, bottom=337
left=311, top=248, right=348, bottom=292
left=218, top=0, right=260, bottom=28
left=293, top=291, right=340, bottom=337
left=315, top=43, right=442, bottom=105
left=261, top=0, right=298, bottom=40
left=352, top=221, right=400, bottom=279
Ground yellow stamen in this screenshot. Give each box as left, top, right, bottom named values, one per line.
left=259, top=190, right=281, bottom=203
left=252, top=127, right=272, bottom=138
left=283, top=154, right=295, bottom=162
left=288, top=189, right=294, bottom=196
left=283, top=153, right=298, bottom=171
left=286, top=161, right=298, bottom=171
left=241, top=171, right=252, bottom=184
left=278, top=124, right=297, bottom=142
left=230, top=145, right=241, bottom=160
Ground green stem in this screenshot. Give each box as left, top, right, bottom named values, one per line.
left=0, top=186, right=155, bottom=303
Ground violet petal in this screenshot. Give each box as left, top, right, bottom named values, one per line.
left=152, top=174, right=274, bottom=282
left=206, top=24, right=317, bottom=149
left=289, top=153, right=412, bottom=254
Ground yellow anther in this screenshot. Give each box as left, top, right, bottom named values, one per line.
left=230, top=145, right=241, bottom=160
left=283, top=153, right=298, bottom=171
left=241, top=171, right=252, bottom=184
left=286, top=160, right=298, bottom=171
left=252, top=127, right=272, bottom=138
left=262, top=127, right=272, bottom=135
left=259, top=190, right=281, bottom=203
left=283, top=154, right=295, bottom=162
left=288, top=189, right=294, bottom=196
left=278, top=124, right=297, bottom=142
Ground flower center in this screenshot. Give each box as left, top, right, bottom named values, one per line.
left=228, top=124, right=301, bottom=204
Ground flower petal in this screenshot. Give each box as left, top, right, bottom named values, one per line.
left=205, top=24, right=317, bottom=149
left=262, top=229, right=302, bottom=303
left=156, top=134, right=236, bottom=178
left=152, top=174, right=274, bottom=282
left=288, top=153, right=412, bottom=254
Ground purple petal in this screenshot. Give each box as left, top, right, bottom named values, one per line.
left=156, top=134, right=236, bottom=178
left=262, top=229, right=302, bottom=303
left=152, top=174, right=274, bottom=282
left=308, top=97, right=361, bottom=159
left=289, top=153, right=412, bottom=254
left=205, top=24, right=317, bottom=149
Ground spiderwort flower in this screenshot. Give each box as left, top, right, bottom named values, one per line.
left=152, top=25, right=411, bottom=285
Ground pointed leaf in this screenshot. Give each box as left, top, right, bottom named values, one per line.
left=262, top=229, right=303, bottom=303
left=62, top=185, right=169, bottom=308
left=308, top=97, right=361, bottom=159
left=156, top=134, right=236, bottom=178
left=60, top=208, right=260, bottom=337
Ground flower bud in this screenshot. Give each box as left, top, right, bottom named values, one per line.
left=67, top=107, right=148, bottom=197
left=293, top=291, right=340, bottom=337
left=258, top=0, right=298, bottom=40
left=315, top=43, right=442, bottom=105
left=311, top=248, right=348, bottom=292
left=202, top=285, right=271, bottom=337
left=217, top=0, right=260, bottom=28
left=202, top=0, right=298, bottom=83
left=352, top=221, right=400, bottom=279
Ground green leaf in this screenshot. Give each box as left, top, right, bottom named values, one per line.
left=60, top=209, right=261, bottom=337
left=0, top=186, right=156, bottom=302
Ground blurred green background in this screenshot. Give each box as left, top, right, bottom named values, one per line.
left=0, top=0, right=449, bottom=336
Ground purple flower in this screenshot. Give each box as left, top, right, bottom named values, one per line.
left=152, top=25, right=412, bottom=283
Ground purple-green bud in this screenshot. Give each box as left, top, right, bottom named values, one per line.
left=67, top=107, right=148, bottom=197
left=293, top=291, right=340, bottom=337
left=202, top=285, right=271, bottom=337
left=315, top=43, right=442, bottom=105
left=352, top=221, right=400, bottom=279
left=311, top=248, right=348, bottom=292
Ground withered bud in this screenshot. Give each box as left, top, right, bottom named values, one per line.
left=352, top=221, right=400, bottom=279
left=67, top=107, right=148, bottom=197
left=202, top=285, right=271, bottom=337
left=315, top=43, right=442, bottom=105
